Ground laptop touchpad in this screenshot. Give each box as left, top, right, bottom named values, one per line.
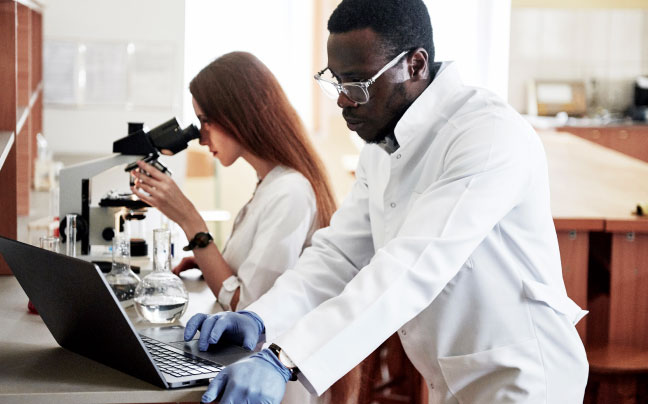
left=168, top=340, right=252, bottom=366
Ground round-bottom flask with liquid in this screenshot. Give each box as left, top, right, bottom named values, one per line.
left=134, top=229, right=188, bottom=323
left=105, top=234, right=140, bottom=307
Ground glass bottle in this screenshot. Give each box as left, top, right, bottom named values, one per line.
left=134, top=229, right=188, bottom=323
left=29, top=236, right=60, bottom=314
left=105, top=234, right=140, bottom=308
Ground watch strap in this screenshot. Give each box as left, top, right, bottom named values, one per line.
left=183, top=231, right=213, bottom=251
left=268, top=343, right=299, bottom=381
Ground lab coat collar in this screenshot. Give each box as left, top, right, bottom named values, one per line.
left=394, top=61, right=463, bottom=148
left=257, top=165, right=289, bottom=191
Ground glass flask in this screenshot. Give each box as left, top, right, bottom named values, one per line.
left=29, top=236, right=60, bottom=314
left=105, top=234, right=140, bottom=308
left=134, top=229, right=188, bottom=323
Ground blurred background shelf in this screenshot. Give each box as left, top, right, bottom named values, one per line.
left=0, top=0, right=43, bottom=274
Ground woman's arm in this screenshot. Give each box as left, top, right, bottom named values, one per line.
left=130, top=160, right=237, bottom=304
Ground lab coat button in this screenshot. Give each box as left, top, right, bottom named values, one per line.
left=401, top=329, right=407, bottom=335
left=396, top=153, right=402, bottom=159
left=390, top=203, right=396, bottom=208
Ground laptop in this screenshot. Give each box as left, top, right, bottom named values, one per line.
left=0, top=236, right=252, bottom=389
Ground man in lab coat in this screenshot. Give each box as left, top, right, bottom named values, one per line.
left=184, top=0, right=589, bottom=402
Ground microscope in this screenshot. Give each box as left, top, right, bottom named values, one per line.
left=58, top=118, right=199, bottom=259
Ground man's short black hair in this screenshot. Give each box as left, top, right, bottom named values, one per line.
left=327, top=0, right=434, bottom=62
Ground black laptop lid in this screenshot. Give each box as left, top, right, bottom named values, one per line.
left=0, top=236, right=166, bottom=388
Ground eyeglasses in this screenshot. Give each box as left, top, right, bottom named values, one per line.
left=314, top=51, right=408, bottom=105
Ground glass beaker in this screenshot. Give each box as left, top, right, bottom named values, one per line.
left=29, top=236, right=60, bottom=314
left=134, top=229, right=188, bottom=323
left=105, top=234, right=140, bottom=308
left=40, top=235, right=60, bottom=252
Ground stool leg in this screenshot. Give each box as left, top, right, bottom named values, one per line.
left=615, top=376, right=637, bottom=404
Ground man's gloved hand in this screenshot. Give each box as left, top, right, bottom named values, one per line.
left=184, top=310, right=264, bottom=351
left=201, top=348, right=292, bottom=404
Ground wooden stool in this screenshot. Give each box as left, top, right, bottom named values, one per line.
left=358, top=333, right=427, bottom=404
left=585, top=344, right=648, bottom=404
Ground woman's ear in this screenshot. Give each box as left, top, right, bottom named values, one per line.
left=408, top=48, right=429, bottom=81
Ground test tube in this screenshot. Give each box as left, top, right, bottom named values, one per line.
left=153, top=228, right=172, bottom=272
left=66, top=214, right=77, bottom=257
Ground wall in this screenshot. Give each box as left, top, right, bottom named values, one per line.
left=43, top=0, right=186, bottom=181
left=512, top=0, right=648, bottom=7
left=508, top=7, right=648, bottom=114
left=426, top=0, right=512, bottom=101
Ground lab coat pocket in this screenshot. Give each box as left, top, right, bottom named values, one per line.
left=522, top=279, right=588, bottom=325
left=438, top=338, right=546, bottom=404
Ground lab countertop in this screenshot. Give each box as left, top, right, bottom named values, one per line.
left=540, top=130, right=648, bottom=224
left=0, top=271, right=220, bottom=404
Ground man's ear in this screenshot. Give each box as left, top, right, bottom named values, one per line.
left=408, top=48, right=429, bottom=81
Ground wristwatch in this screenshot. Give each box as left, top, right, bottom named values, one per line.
left=183, top=231, right=213, bottom=251
left=269, top=343, right=299, bottom=381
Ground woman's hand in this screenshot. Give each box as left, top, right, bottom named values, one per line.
left=173, top=256, right=200, bottom=276
left=130, top=160, right=198, bottom=226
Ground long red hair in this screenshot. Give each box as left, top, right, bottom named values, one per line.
left=189, top=52, right=336, bottom=227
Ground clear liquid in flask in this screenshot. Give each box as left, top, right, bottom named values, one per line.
left=134, top=295, right=188, bottom=323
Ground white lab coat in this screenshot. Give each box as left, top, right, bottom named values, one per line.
left=247, top=62, right=589, bottom=403
left=219, top=165, right=319, bottom=404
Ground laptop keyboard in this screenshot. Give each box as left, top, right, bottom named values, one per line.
left=141, top=335, right=223, bottom=378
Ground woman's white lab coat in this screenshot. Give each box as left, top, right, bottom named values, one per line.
left=219, top=165, right=319, bottom=404
left=248, top=63, right=589, bottom=403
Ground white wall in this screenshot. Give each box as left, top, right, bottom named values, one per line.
left=43, top=0, right=187, bottom=181
left=508, top=7, right=648, bottom=114
left=183, top=0, right=313, bottom=131
left=425, top=0, right=512, bottom=100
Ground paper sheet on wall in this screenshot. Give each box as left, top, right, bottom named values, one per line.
left=44, top=40, right=176, bottom=108
left=130, top=43, right=175, bottom=107
left=84, top=43, right=128, bottom=105
left=43, top=41, right=78, bottom=105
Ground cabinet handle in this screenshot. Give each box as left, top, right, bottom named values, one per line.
left=618, top=130, right=629, bottom=140
left=591, top=130, right=601, bottom=139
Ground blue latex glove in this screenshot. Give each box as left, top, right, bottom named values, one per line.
left=201, top=348, right=292, bottom=404
left=184, top=310, right=264, bottom=351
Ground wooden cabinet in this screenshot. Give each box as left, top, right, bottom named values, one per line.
left=558, top=126, right=648, bottom=164
left=0, top=0, right=43, bottom=275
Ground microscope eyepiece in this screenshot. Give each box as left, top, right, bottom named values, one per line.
left=147, top=118, right=200, bottom=155
left=113, top=117, right=199, bottom=156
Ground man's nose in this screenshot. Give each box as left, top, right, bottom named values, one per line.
left=337, top=92, right=358, bottom=109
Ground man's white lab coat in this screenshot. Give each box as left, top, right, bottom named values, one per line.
left=247, top=62, right=589, bottom=403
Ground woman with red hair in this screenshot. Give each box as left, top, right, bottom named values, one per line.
left=131, top=51, right=339, bottom=403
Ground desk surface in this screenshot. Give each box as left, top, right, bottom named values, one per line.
left=540, top=131, right=648, bottom=230
left=0, top=270, right=221, bottom=404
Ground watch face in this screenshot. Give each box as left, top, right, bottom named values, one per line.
left=195, top=232, right=213, bottom=247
